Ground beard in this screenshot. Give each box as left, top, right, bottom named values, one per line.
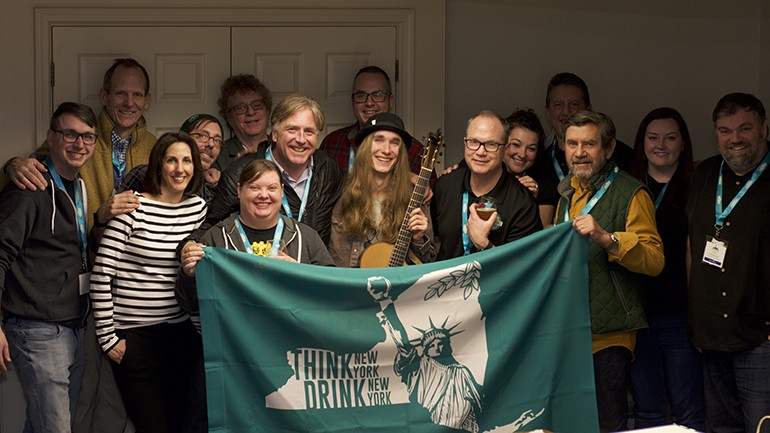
left=720, top=143, right=765, bottom=175
left=569, top=159, right=599, bottom=182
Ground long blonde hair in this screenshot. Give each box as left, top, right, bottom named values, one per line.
left=337, top=133, right=413, bottom=241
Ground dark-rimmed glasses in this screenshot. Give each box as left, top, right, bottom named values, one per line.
left=52, top=129, right=98, bottom=145
left=352, top=91, right=391, bottom=103
left=229, top=100, right=265, bottom=115
left=189, top=131, right=223, bottom=147
left=464, top=138, right=503, bottom=152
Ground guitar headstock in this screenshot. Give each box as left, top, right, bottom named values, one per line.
left=421, top=129, right=444, bottom=169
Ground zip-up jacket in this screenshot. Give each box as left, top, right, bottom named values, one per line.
left=0, top=174, right=89, bottom=328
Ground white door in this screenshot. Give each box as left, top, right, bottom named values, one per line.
left=52, top=26, right=398, bottom=140
left=230, top=26, right=396, bottom=136
left=52, top=26, right=232, bottom=135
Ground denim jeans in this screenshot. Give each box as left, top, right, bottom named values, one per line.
left=630, top=312, right=705, bottom=431
left=5, top=318, right=85, bottom=433
left=702, top=340, right=770, bottom=433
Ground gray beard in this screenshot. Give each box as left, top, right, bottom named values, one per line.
left=721, top=148, right=763, bottom=175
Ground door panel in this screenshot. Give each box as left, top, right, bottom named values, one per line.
left=232, top=26, right=397, bottom=136
left=52, top=27, right=232, bottom=135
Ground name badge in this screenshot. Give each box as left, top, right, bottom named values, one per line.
left=702, top=236, right=728, bottom=268
left=79, top=272, right=91, bottom=295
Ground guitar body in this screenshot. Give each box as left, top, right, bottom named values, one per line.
left=359, top=242, right=422, bottom=268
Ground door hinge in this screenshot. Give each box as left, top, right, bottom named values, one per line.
left=50, top=62, right=55, bottom=88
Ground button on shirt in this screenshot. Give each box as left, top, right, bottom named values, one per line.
left=687, top=153, right=770, bottom=352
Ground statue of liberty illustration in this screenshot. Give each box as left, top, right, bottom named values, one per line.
left=367, top=276, right=482, bottom=433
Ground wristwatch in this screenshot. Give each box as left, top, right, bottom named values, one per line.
left=606, top=232, right=619, bottom=249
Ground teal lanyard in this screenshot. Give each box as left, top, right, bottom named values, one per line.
left=646, top=173, right=670, bottom=210
left=234, top=214, right=284, bottom=257
left=549, top=140, right=566, bottom=182
left=265, top=147, right=312, bottom=221
left=461, top=191, right=495, bottom=256
left=111, top=143, right=127, bottom=186
left=45, top=156, right=88, bottom=270
left=461, top=192, right=472, bottom=256
left=715, top=151, right=770, bottom=232
left=563, top=166, right=619, bottom=221
left=654, top=182, right=669, bottom=210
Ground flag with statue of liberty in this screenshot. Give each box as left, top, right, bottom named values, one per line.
left=196, top=222, right=599, bottom=433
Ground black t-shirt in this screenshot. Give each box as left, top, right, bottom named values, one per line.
left=431, top=166, right=542, bottom=260
left=642, top=174, right=688, bottom=315
left=241, top=223, right=278, bottom=257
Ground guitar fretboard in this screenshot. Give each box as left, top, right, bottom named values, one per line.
left=388, top=166, right=432, bottom=267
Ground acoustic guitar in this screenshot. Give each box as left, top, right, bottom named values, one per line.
left=359, top=129, right=444, bottom=268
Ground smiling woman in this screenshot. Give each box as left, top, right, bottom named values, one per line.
left=628, top=107, right=703, bottom=430
left=89, top=132, right=208, bottom=433
left=503, top=108, right=558, bottom=227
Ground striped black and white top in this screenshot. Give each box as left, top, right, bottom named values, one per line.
left=90, top=193, right=207, bottom=353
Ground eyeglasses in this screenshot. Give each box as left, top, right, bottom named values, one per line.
left=464, top=138, right=503, bottom=152
left=53, top=129, right=98, bottom=145
left=228, top=100, right=265, bottom=115
left=351, top=91, right=391, bottom=103
left=189, top=131, right=223, bottom=147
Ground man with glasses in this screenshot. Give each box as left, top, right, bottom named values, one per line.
left=1, top=58, right=156, bottom=232
left=117, top=113, right=224, bottom=203
left=201, top=94, right=343, bottom=244
left=431, top=110, right=541, bottom=260
left=538, top=72, right=633, bottom=186
left=214, top=74, right=273, bottom=172
left=0, top=102, right=97, bottom=432
left=320, top=65, right=432, bottom=181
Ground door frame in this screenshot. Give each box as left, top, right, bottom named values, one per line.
left=34, top=7, right=423, bottom=143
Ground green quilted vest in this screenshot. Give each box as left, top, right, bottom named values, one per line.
left=556, top=163, right=649, bottom=335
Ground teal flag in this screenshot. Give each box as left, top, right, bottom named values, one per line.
left=197, top=222, right=599, bottom=433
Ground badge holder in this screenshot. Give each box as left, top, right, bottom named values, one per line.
left=702, top=235, right=728, bottom=268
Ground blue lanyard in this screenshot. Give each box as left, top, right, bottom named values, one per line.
left=563, top=166, right=619, bottom=221
left=461, top=192, right=472, bottom=256
left=111, top=140, right=127, bottom=186
left=45, top=156, right=88, bottom=269
left=549, top=141, right=566, bottom=182
left=265, top=147, right=312, bottom=221
left=461, top=192, right=495, bottom=256
left=653, top=182, right=669, bottom=210
left=347, top=146, right=355, bottom=173
left=234, top=214, right=284, bottom=257
left=715, top=151, right=770, bottom=230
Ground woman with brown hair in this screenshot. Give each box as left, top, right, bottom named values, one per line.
left=90, top=132, right=207, bottom=433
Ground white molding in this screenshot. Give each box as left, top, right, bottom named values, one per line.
left=34, top=7, right=416, bottom=142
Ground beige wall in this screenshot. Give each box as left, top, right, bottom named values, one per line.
left=444, top=0, right=764, bottom=164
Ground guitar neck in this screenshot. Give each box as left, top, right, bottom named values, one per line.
left=388, top=166, right=432, bottom=267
